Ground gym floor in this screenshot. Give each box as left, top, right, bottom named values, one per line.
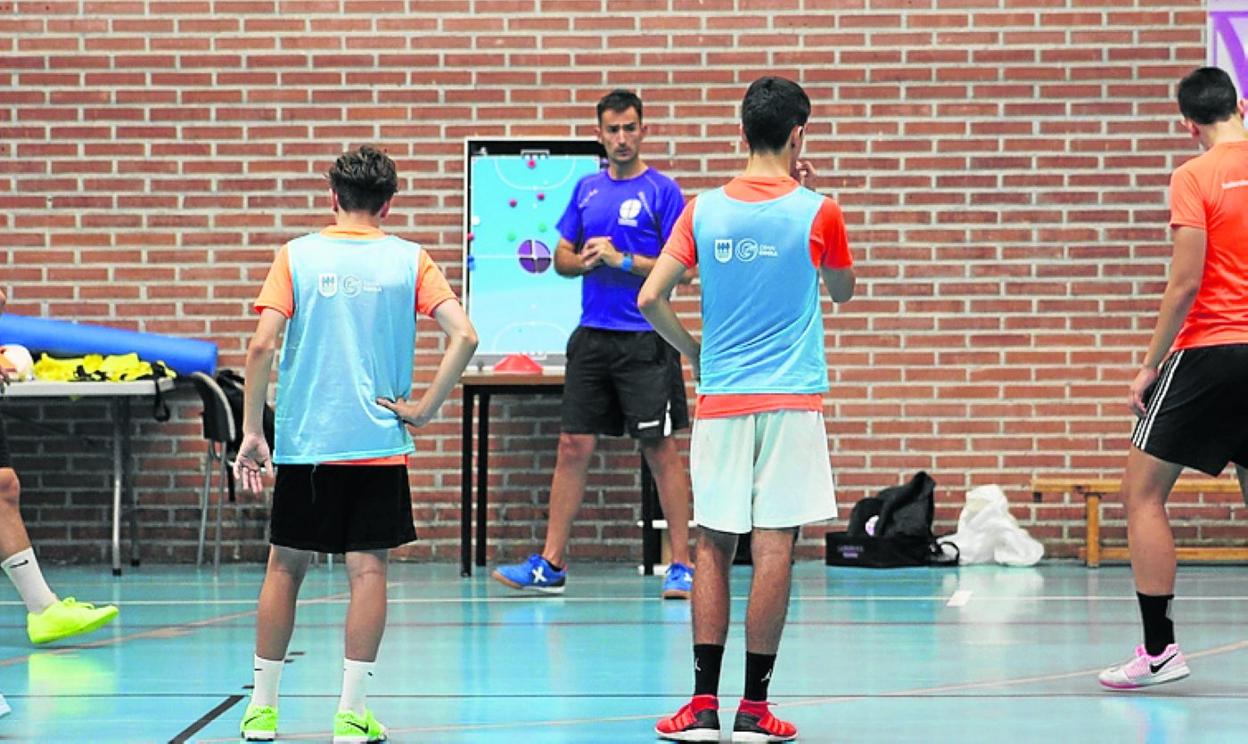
left=1, top=562, right=1244, bottom=742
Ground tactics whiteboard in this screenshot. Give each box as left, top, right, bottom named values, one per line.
left=462, top=138, right=606, bottom=366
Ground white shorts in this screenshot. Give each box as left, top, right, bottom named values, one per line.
left=690, top=409, right=837, bottom=534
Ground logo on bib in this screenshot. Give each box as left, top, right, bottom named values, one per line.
left=342, top=275, right=361, bottom=298
left=318, top=273, right=338, bottom=298
left=735, top=238, right=760, bottom=262
left=711, top=238, right=778, bottom=264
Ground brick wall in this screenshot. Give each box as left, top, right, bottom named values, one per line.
left=3, top=0, right=1235, bottom=565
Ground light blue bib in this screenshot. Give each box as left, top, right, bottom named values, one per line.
left=693, top=186, right=828, bottom=395
left=273, top=232, right=420, bottom=463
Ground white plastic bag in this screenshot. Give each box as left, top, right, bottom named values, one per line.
left=947, top=484, right=1044, bottom=566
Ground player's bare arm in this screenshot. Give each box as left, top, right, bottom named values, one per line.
left=638, top=254, right=700, bottom=378
left=377, top=299, right=478, bottom=429
left=1128, top=226, right=1206, bottom=416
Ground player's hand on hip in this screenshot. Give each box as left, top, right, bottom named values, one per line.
left=1128, top=365, right=1158, bottom=418
left=232, top=432, right=272, bottom=495
left=377, top=396, right=433, bottom=429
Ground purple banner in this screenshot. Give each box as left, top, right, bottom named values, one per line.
left=1211, top=10, right=1248, bottom=93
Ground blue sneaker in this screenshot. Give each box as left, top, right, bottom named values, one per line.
left=491, top=554, right=567, bottom=594
left=662, top=562, right=694, bottom=600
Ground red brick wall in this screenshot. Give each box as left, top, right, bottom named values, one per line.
left=3, top=0, right=1235, bottom=564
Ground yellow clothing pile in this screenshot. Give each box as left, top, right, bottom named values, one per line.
left=32, top=353, right=176, bottom=382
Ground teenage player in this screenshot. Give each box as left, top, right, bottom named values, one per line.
left=640, top=76, right=855, bottom=741
left=233, top=145, right=478, bottom=741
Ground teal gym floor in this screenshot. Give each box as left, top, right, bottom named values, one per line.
left=1, top=562, right=1246, bottom=742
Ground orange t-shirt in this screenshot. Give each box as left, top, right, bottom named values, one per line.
left=663, top=176, right=852, bottom=419
left=1169, top=140, right=1248, bottom=350
left=254, top=225, right=458, bottom=465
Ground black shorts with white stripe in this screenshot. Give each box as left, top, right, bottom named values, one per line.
left=560, top=327, right=689, bottom=440
left=1131, top=343, right=1248, bottom=476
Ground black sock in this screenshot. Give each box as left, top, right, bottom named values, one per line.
left=1137, top=592, right=1175, bottom=656
left=744, top=652, right=777, bottom=702
left=693, top=644, right=724, bottom=697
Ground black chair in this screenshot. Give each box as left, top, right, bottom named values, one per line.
left=187, top=371, right=238, bottom=568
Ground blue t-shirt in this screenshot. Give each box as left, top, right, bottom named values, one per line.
left=556, top=168, right=684, bottom=331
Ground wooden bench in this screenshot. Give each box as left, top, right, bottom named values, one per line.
left=1031, top=477, right=1248, bottom=567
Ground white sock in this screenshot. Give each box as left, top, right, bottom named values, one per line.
left=2, top=548, right=57, bottom=613
left=250, top=655, right=284, bottom=709
left=338, top=658, right=375, bottom=715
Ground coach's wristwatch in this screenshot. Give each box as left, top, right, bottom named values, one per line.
left=620, top=253, right=634, bottom=273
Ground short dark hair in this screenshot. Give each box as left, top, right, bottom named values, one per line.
left=597, top=88, right=643, bottom=123
left=741, top=76, right=811, bottom=153
left=1177, top=67, right=1239, bottom=126
left=326, top=145, right=398, bottom=215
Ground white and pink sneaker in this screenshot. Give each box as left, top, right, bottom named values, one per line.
left=1099, top=643, right=1190, bottom=690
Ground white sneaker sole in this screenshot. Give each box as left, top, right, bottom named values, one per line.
left=732, top=731, right=797, bottom=742
left=490, top=570, right=565, bottom=594
left=0, top=693, right=10, bottom=717
left=242, top=731, right=276, bottom=742
left=1099, top=664, right=1191, bottom=690
left=655, top=727, right=719, bottom=742
left=332, top=730, right=386, bottom=744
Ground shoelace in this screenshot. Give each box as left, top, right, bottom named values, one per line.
left=60, top=598, right=99, bottom=610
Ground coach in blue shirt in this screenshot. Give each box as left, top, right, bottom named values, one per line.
left=492, top=89, right=694, bottom=598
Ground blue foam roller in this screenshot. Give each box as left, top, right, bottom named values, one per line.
left=0, top=314, right=218, bottom=375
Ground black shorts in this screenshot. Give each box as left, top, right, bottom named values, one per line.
left=561, top=327, right=689, bottom=439
left=0, top=415, right=10, bottom=470
left=1131, top=344, right=1248, bottom=476
left=269, top=464, right=416, bottom=554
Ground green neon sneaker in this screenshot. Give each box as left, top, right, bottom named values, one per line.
left=333, top=708, right=387, bottom=743
left=27, top=597, right=119, bottom=645
left=240, top=703, right=278, bottom=741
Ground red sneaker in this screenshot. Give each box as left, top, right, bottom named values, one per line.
left=732, top=698, right=797, bottom=742
left=655, top=694, right=720, bottom=742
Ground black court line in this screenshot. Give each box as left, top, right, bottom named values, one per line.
left=168, top=694, right=243, bottom=744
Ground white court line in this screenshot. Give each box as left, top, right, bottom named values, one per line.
left=195, top=637, right=1248, bottom=741
left=9, top=594, right=1248, bottom=608
left=946, top=589, right=973, bottom=607
left=0, top=590, right=351, bottom=669
left=783, top=637, right=1248, bottom=709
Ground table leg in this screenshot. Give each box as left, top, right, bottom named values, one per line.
left=475, top=392, right=490, bottom=568
left=461, top=388, right=474, bottom=577
left=122, top=398, right=139, bottom=567
left=110, top=399, right=123, bottom=577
